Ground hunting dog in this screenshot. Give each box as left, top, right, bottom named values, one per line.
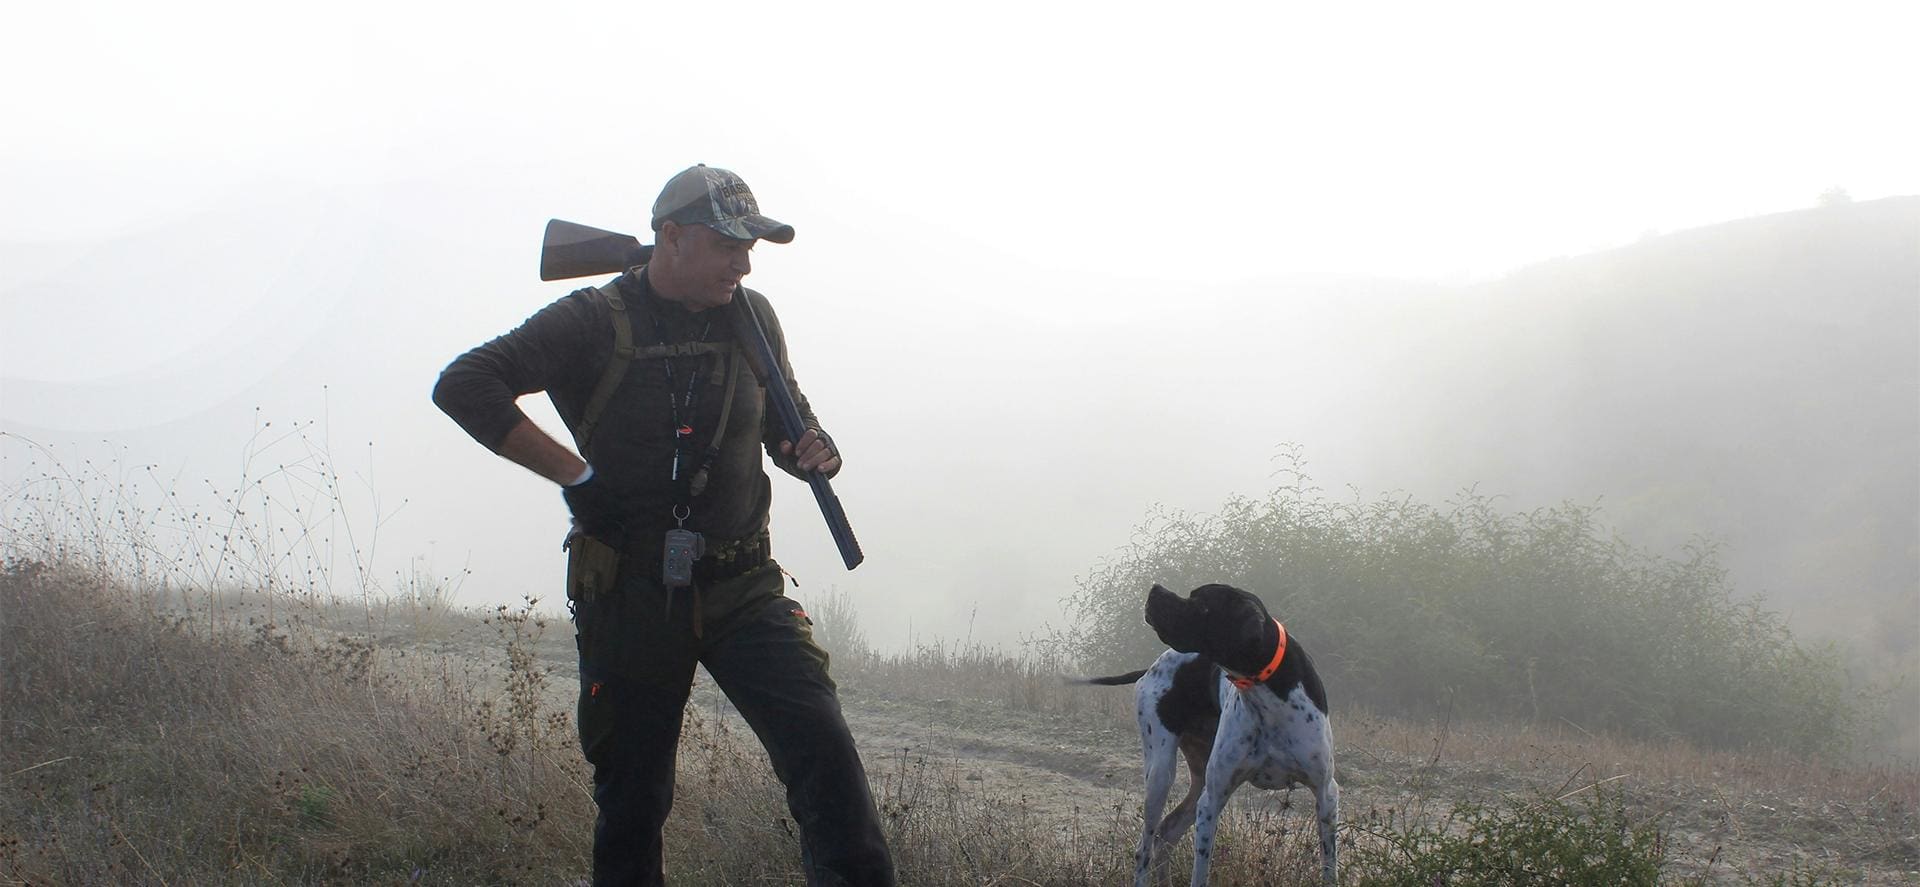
left=1084, top=583, right=1338, bottom=886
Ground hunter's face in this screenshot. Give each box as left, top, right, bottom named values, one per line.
left=663, top=222, right=754, bottom=311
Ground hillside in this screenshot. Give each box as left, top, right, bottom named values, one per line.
left=1366, top=197, right=1918, bottom=658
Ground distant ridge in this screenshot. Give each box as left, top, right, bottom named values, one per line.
left=1501, top=193, right=1919, bottom=282
left=1370, top=195, right=1917, bottom=654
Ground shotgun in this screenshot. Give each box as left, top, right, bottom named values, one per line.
left=537, top=219, right=864, bottom=570
left=539, top=219, right=653, bottom=281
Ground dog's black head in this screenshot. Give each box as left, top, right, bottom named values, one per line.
left=1144, top=583, right=1275, bottom=672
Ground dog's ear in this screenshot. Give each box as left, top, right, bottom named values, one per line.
left=1145, top=584, right=1203, bottom=652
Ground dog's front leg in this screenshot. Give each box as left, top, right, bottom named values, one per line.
left=1188, top=737, right=1249, bottom=887
left=1187, top=777, right=1234, bottom=887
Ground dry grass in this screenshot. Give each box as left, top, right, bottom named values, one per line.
left=4, top=432, right=1912, bottom=884
left=7, top=559, right=1915, bottom=884
left=0, top=559, right=594, bottom=884
left=1338, top=705, right=1919, bottom=809
left=0, top=560, right=1299, bottom=885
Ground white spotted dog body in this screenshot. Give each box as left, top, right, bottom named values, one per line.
left=1083, top=583, right=1338, bottom=887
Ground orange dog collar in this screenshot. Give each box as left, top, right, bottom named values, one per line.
left=1227, top=620, right=1288, bottom=691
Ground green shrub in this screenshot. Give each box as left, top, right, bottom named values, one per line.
left=1062, top=453, right=1856, bottom=754
left=1346, top=786, right=1663, bottom=886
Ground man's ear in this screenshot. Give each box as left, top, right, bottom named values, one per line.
left=658, top=221, right=682, bottom=256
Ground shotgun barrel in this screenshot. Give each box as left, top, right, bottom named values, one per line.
left=729, top=288, right=864, bottom=570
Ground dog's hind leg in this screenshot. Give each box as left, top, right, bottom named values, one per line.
left=1133, top=715, right=1179, bottom=886
left=1149, top=733, right=1210, bottom=880
left=1312, top=775, right=1339, bottom=886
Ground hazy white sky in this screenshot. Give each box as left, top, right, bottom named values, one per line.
left=9, top=2, right=1915, bottom=264
left=3, top=0, right=1916, bottom=647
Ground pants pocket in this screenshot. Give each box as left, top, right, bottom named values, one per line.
left=753, top=594, right=835, bottom=682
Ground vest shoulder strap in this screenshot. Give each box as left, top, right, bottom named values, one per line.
left=574, top=281, right=634, bottom=459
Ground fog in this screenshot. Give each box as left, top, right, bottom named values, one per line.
left=4, top=2, right=1916, bottom=656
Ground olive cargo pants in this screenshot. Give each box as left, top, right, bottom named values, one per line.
left=573, top=561, right=894, bottom=887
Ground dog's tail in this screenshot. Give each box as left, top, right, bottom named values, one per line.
left=1071, top=668, right=1149, bottom=686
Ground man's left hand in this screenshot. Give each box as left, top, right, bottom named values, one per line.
left=781, top=429, right=841, bottom=476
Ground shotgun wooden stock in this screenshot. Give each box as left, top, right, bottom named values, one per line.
left=539, top=219, right=654, bottom=281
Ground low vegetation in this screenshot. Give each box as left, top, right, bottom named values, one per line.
left=8, top=557, right=1910, bottom=884
left=1062, top=452, right=1873, bottom=756
left=0, top=557, right=592, bottom=883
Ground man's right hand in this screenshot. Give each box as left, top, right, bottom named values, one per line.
left=562, top=474, right=624, bottom=536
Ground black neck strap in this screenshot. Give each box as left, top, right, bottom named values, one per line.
left=642, top=298, right=713, bottom=525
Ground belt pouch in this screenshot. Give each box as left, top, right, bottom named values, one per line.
left=566, top=532, right=624, bottom=603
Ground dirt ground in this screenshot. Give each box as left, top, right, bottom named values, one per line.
left=819, top=680, right=1917, bottom=884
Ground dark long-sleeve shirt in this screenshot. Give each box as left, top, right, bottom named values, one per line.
left=432, top=268, right=823, bottom=551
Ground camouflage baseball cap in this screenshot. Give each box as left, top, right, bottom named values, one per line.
left=650, top=164, right=794, bottom=243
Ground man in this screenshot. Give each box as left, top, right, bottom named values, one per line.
left=432, top=165, right=894, bottom=886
